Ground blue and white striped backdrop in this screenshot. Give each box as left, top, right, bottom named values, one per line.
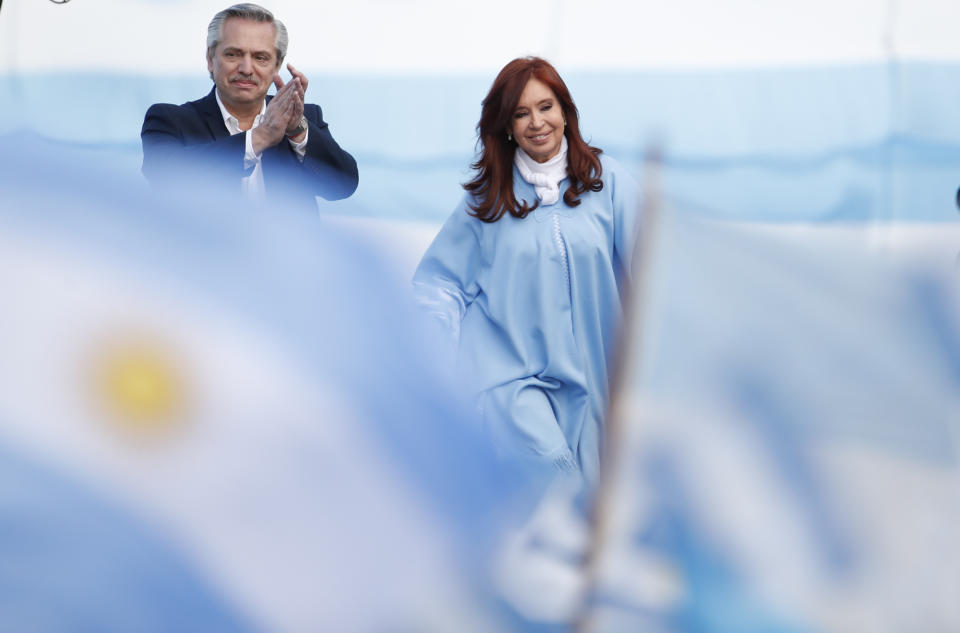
left=3, top=0, right=960, bottom=223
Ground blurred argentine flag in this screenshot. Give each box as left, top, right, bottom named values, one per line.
left=0, top=134, right=532, bottom=633
left=582, top=204, right=960, bottom=633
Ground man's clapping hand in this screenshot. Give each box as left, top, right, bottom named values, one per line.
left=251, top=63, right=310, bottom=153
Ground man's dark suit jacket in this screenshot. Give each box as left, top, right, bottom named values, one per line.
left=141, top=87, right=358, bottom=204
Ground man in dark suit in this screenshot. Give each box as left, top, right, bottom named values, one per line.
left=141, top=3, right=358, bottom=205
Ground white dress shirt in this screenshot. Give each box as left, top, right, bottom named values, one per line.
left=214, top=89, right=309, bottom=201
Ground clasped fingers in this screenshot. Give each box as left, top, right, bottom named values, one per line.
left=287, top=63, right=308, bottom=99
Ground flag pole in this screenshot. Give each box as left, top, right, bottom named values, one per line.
left=575, top=140, right=664, bottom=632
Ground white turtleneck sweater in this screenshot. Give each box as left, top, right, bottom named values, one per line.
left=513, top=135, right=569, bottom=205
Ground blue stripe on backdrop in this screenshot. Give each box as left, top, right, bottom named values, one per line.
left=4, top=62, right=960, bottom=222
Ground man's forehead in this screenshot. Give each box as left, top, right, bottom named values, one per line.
left=219, top=17, right=277, bottom=48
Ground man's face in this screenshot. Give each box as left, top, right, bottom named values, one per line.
left=207, top=18, right=280, bottom=113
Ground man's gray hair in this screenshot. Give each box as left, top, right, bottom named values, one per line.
left=206, top=3, right=288, bottom=62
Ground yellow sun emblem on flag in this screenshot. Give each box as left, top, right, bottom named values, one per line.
left=89, top=336, right=189, bottom=437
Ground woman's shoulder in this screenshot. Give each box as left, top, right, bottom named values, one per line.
left=592, top=153, right=640, bottom=210
left=598, top=153, right=640, bottom=189
left=598, top=152, right=630, bottom=178
left=437, top=192, right=489, bottom=236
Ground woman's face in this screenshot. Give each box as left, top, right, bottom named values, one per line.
left=510, top=78, right=565, bottom=163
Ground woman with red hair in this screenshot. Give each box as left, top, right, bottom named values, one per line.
left=413, top=57, right=640, bottom=484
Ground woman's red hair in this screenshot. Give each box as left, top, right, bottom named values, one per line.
left=464, top=57, right=603, bottom=223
